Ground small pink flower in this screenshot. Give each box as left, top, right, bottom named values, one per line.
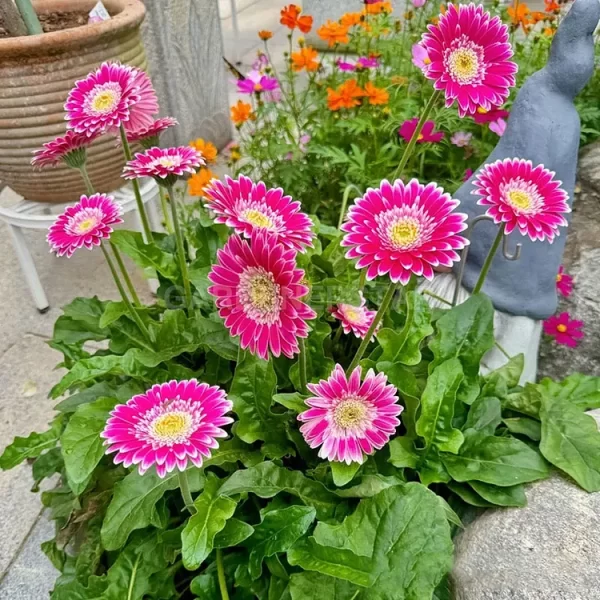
left=341, top=178, right=469, bottom=284
left=252, top=52, right=269, bottom=71
left=450, top=131, right=472, bottom=147
left=412, top=0, right=427, bottom=7
left=237, top=70, right=280, bottom=95
left=412, top=44, right=431, bottom=71
left=208, top=230, right=316, bottom=360
left=543, top=312, right=584, bottom=348
left=298, top=364, right=403, bottom=464
left=299, top=134, right=311, bottom=153
left=101, top=379, right=233, bottom=478
left=204, top=175, right=315, bottom=252
left=47, top=193, right=123, bottom=257
left=489, top=117, right=507, bottom=136
left=421, top=4, right=517, bottom=117
left=123, top=67, right=160, bottom=134
left=556, top=265, right=573, bottom=298
left=31, top=130, right=98, bottom=169
left=399, top=118, right=444, bottom=143
left=463, top=168, right=473, bottom=182
left=357, top=56, right=380, bottom=69
left=65, top=62, right=140, bottom=137
left=124, top=117, right=178, bottom=146
left=337, top=59, right=357, bottom=72
left=473, top=106, right=509, bottom=124
left=472, top=158, right=570, bottom=243
left=122, top=146, right=204, bottom=183
left=330, top=292, right=379, bottom=340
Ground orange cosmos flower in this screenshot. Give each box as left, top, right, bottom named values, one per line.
left=363, top=82, right=389, bottom=106
left=230, top=100, right=253, bottom=126
left=291, top=47, right=319, bottom=72
left=190, top=138, right=217, bottom=162
left=340, top=11, right=363, bottom=27
left=508, top=2, right=533, bottom=27
left=258, top=30, right=273, bottom=40
left=544, top=26, right=556, bottom=36
left=530, top=10, right=546, bottom=22
left=280, top=4, right=313, bottom=33
left=363, top=1, right=393, bottom=14
left=544, top=0, right=560, bottom=11
left=318, top=20, right=350, bottom=47
left=327, top=79, right=364, bottom=111
left=188, top=168, right=215, bottom=197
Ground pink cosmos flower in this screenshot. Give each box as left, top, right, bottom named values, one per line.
left=123, top=67, right=160, bottom=134
left=412, top=0, right=427, bottom=7
left=298, top=365, right=402, bottom=464
left=450, top=131, right=472, bottom=147
left=341, top=179, right=469, bottom=284
left=330, top=292, right=379, bottom=340
left=299, top=134, right=311, bottom=153
left=31, top=130, right=98, bottom=169
left=252, top=52, right=269, bottom=71
left=420, top=4, right=517, bottom=117
left=205, top=175, right=314, bottom=252
left=65, top=62, right=140, bottom=137
left=463, top=168, right=474, bottom=182
left=101, top=380, right=233, bottom=478
left=412, top=44, right=431, bottom=71
left=489, top=117, right=507, bottom=136
left=399, top=118, right=444, bottom=143
left=337, top=59, right=357, bottom=72
left=124, top=117, right=178, bottom=146
left=473, top=106, right=509, bottom=124
left=357, top=56, right=380, bottom=69
left=47, top=193, right=123, bottom=257
left=543, top=312, right=584, bottom=348
left=207, top=230, right=316, bottom=360
left=122, top=146, right=204, bottom=183
left=237, top=70, right=280, bottom=95
left=472, top=158, right=570, bottom=242
left=556, top=265, right=573, bottom=298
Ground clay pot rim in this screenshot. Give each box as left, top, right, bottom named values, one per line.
left=0, top=0, right=145, bottom=56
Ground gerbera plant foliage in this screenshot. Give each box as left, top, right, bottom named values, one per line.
left=1, top=3, right=600, bottom=600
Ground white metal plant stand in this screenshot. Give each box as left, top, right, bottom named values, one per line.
left=0, top=179, right=160, bottom=313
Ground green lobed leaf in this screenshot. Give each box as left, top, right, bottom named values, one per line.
left=539, top=396, right=600, bottom=492
left=32, top=448, right=63, bottom=491
left=247, top=505, right=316, bottom=579
left=538, top=373, right=600, bottom=411
left=502, top=384, right=542, bottom=418
left=463, top=396, right=502, bottom=437
left=481, top=354, right=524, bottom=397
left=289, top=571, right=359, bottom=600
left=502, top=417, right=541, bottom=441
left=54, top=380, right=143, bottom=414
left=334, top=474, right=405, bottom=498
left=469, top=481, right=527, bottom=507
left=447, top=482, right=494, bottom=508
left=388, top=437, right=419, bottom=470
left=441, top=435, right=549, bottom=486
left=377, top=291, right=433, bottom=366
left=289, top=320, right=335, bottom=390
left=182, top=474, right=238, bottom=570
left=219, top=461, right=338, bottom=520
left=429, top=294, right=495, bottom=404
left=214, top=518, right=255, bottom=549
left=273, top=392, right=309, bottom=415
left=331, top=461, right=361, bottom=487
left=416, top=358, right=465, bottom=454
left=202, top=438, right=262, bottom=469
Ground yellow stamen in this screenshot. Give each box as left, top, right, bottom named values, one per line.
left=556, top=273, right=562, bottom=282
left=344, top=308, right=362, bottom=323
left=557, top=324, right=568, bottom=333
left=507, top=189, right=531, bottom=210
left=244, top=209, right=274, bottom=229
left=153, top=413, right=188, bottom=438
left=249, top=274, right=278, bottom=312
left=424, top=57, right=431, bottom=65
left=76, top=218, right=97, bottom=233
left=390, top=220, right=419, bottom=248
left=448, top=48, right=479, bottom=83
left=92, top=91, right=116, bottom=112
left=477, top=106, right=488, bottom=114
left=333, top=399, right=367, bottom=429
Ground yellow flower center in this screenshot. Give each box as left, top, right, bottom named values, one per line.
left=254, top=83, right=263, bottom=92
left=556, top=273, right=562, bottom=282
left=390, top=219, right=420, bottom=248
left=448, top=48, right=479, bottom=84
left=76, top=217, right=98, bottom=234
left=424, top=57, right=431, bottom=65
left=244, top=209, right=274, bottom=229
left=159, top=157, right=177, bottom=168
left=150, top=412, right=192, bottom=443
left=249, top=274, right=279, bottom=312
left=417, top=133, right=424, bottom=141
left=333, top=398, right=367, bottom=429
left=507, top=189, right=531, bottom=210
left=344, top=307, right=362, bottom=323
left=91, top=90, right=117, bottom=113
left=477, top=106, right=488, bottom=114
left=556, top=324, right=568, bottom=333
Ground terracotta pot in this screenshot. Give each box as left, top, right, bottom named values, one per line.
left=0, top=0, right=147, bottom=203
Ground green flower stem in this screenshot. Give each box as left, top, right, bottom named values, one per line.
left=79, top=165, right=95, bottom=196
left=14, top=0, right=43, bottom=34
left=338, top=184, right=362, bottom=229
left=100, top=243, right=152, bottom=344
left=178, top=470, right=197, bottom=515
left=472, top=224, right=505, bottom=295
left=392, top=90, right=440, bottom=181
left=158, top=186, right=173, bottom=233
left=358, top=269, right=367, bottom=292
left=119, top=124, right=153, bottom=243
left=333, top=324, right=344, bottom=345
left=298, top=338, right=308, bottom=394
left=346, top=281, right=398, bottom=375
left=423, top=289, right=452, bottom=306
left=216, top=549, right=230, bottom=600
left=166, top=183, right=193, bottom=311
left=110, top=242, right=142, bottom=306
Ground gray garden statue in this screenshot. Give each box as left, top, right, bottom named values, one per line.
left=421, top=0, right=600, bottom=382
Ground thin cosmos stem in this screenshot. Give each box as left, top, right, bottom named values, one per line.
left=178, top=470, right=197, bottom=515
left=392, top=90, right=441, bottom=181
left=166, top=184, right=193, bottom=311
left=346, top=281, right=398, bottom=375
left=472, top=224, right=505, bottom=295
left=158, top=186, right=174, bottom=233
left=119, top=124, right=153, bottom=243
left=216, top=549, right=230, bottom=600
left=110, top=242, right=142, bottom=306
left=298, top=338, right=308, bottom=394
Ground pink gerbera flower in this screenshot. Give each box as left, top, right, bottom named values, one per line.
left=122, top=146, right=204, bottom=185
left=330, top=292, right=379, bottom=340
left=122, top=67, right=160, bottom=134
left=65, top=62, right=140, bottom=137
left=543, top=312, right=584, bottom=348
left=341, top=179, right=468, bottom=284
left=237, top=70, right=280, bottom=95
left=556, top=265, right=573, bottom=298
left=473, top=106, right=509, bottom=124
left=298, top=365, right=402, bottom=464
left=101, top=380, right=233, bottom=478
left=412, top=44, right=431, bottom=72
left=204, top=175, right=315, bottom=253
left=420, top=4, right=517, bottom=117
left=399, top=118, right=444, bottom=143
left=124, top=117, right=178, bottom=147
left=31, top=130, right=98, bottom=170
left=47, top=193, right=123, bottom=257
left=472, top=158, right=570, bottom=242
left=207, top=230, right=316, bottom=360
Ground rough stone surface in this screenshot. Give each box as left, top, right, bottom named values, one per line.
left=451, top=410, right=600, bottom=599
left=141, top=0, right=232, bottom=148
